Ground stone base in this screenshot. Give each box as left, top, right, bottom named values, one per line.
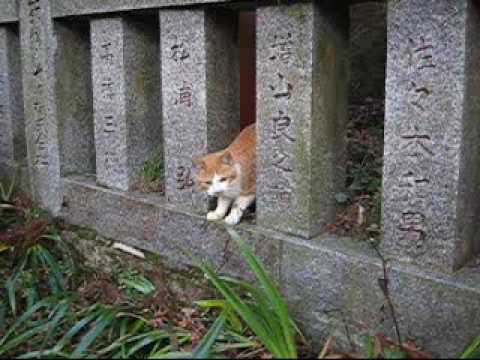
left=59, top=175, right=480, bottom=357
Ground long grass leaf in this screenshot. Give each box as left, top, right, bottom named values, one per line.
left=0, top=298, right=53, bottom=347
left=196, top=260, right=281, bottom=356
left=0, top=323, right=49, bottom=355
left=52, top=307, right=102, bottom=353
left=147, top=335, right=192, bottom=359
left=71, top=308, right=117, bottom=358
left=461, top=336, right=480, bottom=359
left=6, top=255, right=29, bottom=316
left=192, top=312, right=226, bottom=359
left=151, top=352, right=193, bottom=359
left=40, top=300, right=71, bottom=349
left=227, top=228, right=297, bottom=358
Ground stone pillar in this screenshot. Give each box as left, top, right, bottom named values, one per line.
left=0, top=26, right=25, bottom=179
left=160, top=9, right=239, bottom=212
left=256, top=1, right=349, bottom=238
left=90, top=17, right=161, bottom=191
left=383, top=0, right=480, bottom=272
left=55, top=22, right=95, bottom=177
left=20, top=0, right=62, bottom=214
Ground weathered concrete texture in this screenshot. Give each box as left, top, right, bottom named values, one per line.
left=91, top=17, right=161, bottom=191
left=160, top=9, right=239, bottom=212
left=60, top=175, right=280, bottom=282
left=20, top=0, right=62, bottom=215
left=59, top=175, right=480, bottom=357
left=383, top=0, right=480, bottom=273
left=283, top=236, right=480, bottom=358
left=349, top=1, right=386, bottom=100
left=55, top=21, right=95, bottom=176
left=256, top=1, right=349, bottom=238
left=0, top=26, right=24, bottom=177
left=0, top=0, right=17, bottom=24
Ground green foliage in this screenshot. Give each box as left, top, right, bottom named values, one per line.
left=461, top=336, right=480, bottom=359
left=117, top=268, right=156, bottom=297
left=0, top=219, right=262, bottom=359
left=142, top=148, right=164, bottom=184
left=195, top=228, right=300, bottom=359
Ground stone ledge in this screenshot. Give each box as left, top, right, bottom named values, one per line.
left=51, top=0, right=235, bottom=18
left=284, top=237, right=480, bottom=357
left=50, top=0, right=386, bottom=18
left=60, top=175, right=282, bottom=282
left=60, top=175, right=480, bottom=357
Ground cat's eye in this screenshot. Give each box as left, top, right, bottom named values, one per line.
left=205, top=181, right=212, bottom=185
left=219, top=177, right=227, bottom=182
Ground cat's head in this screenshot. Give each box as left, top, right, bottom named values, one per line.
left=193, top=151, right=238, bottom=196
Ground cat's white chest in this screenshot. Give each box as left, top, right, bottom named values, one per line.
left=222, top=164, right=242, bottom=199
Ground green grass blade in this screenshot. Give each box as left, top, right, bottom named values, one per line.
left=151, top=352, right=193, bottom=359
left=195, top=299, right=243, bottom=333
left=147, top=335, right=192, bottom=359
left=52, top=307, right=102, bottom=353
left=71, top=307, right=118, bottom=358
left=461, top=336, right=480, bottom=359
left=36, top=246, right=66, bottom=292
left=195, top=260, right=281, bottom=357
left=120, top=277, right=156, bottom=295
left=0, top=297, right=53, bottom=348
left=0, top=323, right=50, bottom=355
left=227, top=228, right=297, bottom=358
left=40, top=300, right=71, bottom=349
left=192, top=312, right=226, bottom=359
left=5, top=255, right=29, bottom=316
left=126, top=334, right=169, bottom=358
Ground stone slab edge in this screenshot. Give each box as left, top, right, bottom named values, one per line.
left=2, top=0, right=387, bottom=22
left=0, top=0, right=18, bottom=23
left=51, top=0, right=386, bottom=18
left=52, top=0, right=233, bottom=18
left=60, top=175, right=480, bottom=357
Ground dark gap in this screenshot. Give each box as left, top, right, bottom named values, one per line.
left=239, top=11, right=256, bottom=128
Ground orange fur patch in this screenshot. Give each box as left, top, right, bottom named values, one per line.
left=194, top=124, right=256, bottom=195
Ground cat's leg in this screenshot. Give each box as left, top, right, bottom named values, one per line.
left=207, top=196, right=233, bottom=221
left=224, top=194, right=255, bottom=225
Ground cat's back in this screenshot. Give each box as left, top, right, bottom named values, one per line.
left=228, top=124, right=255, bottom=194
left=228, top=124, right=255, bottom=159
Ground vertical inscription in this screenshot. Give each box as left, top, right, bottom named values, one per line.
left=98, top=38, right=122, bottom=179
left=26, top=0, right=49, bottom=167
left=265, top=31, right=296, bottom=204
left=161, top=10, right=239, bottom=209
left=395, top=35, right=436, bottom=256
left=165, top=24, right=195, bottom=194
left=91, top=19, right=128, bottom=190
left=0, top=71, right=8, bottom=162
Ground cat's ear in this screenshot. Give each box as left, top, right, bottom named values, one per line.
left=221, top=151, right=234, bottom=166
left=192, top=156, right=206, bottom=170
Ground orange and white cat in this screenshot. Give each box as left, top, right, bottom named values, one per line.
left=193, top=124, right=255, bottom=225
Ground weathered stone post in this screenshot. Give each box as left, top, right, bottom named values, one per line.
left=90, top=17, right=161, bottom=191
left=160, top=8, right=240, bottom=212
left=0, top=26, right=25, bottom=179
left=20, top=0, right=62, bottom=214
left=383, top=0, right=480, bottom=272
left=256, top=1, right=349, bottom=238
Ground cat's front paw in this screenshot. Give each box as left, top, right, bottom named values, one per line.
left=207, top=211, right=224, bottom=221
left=224, top=213, right=241, bottom=226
